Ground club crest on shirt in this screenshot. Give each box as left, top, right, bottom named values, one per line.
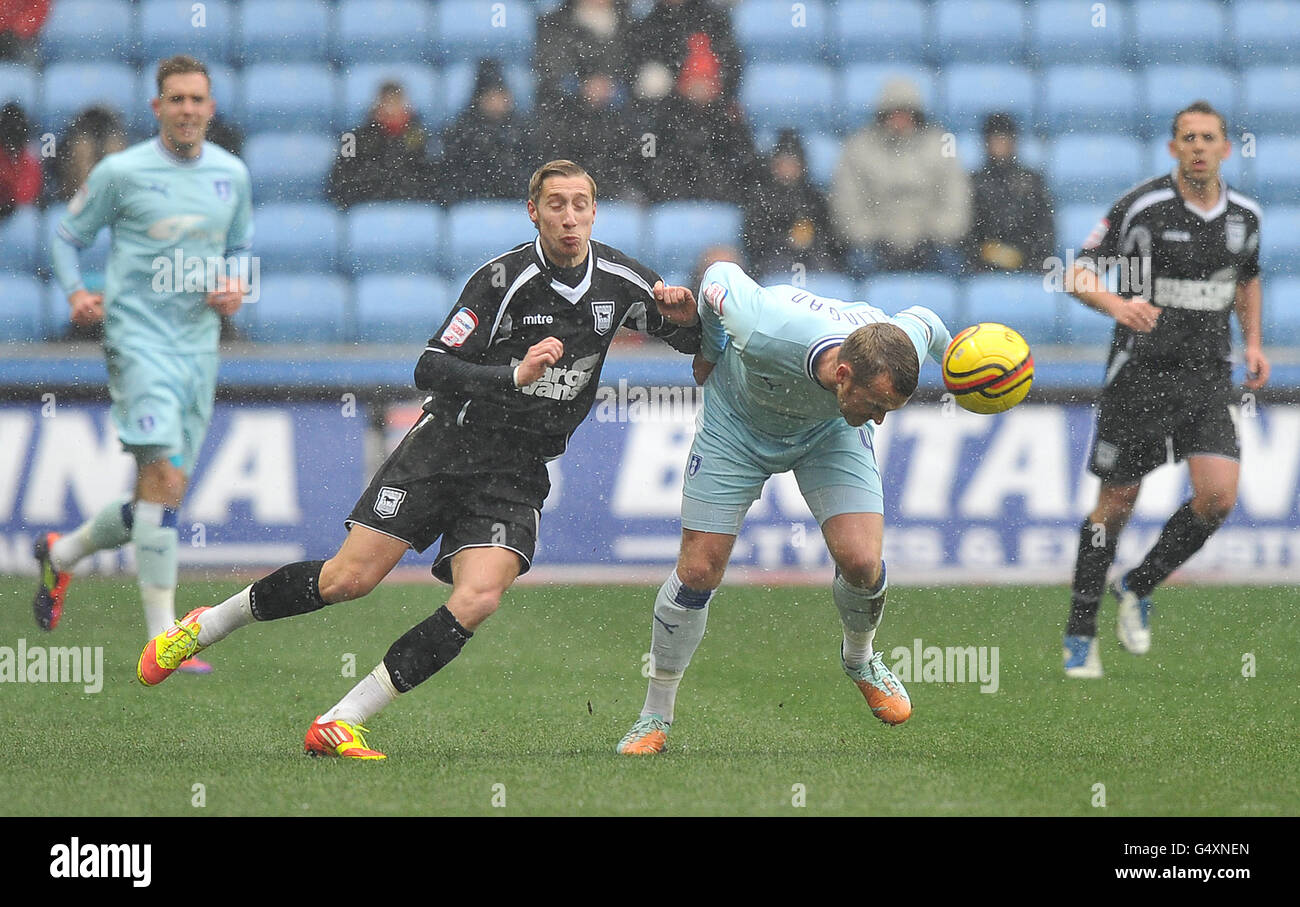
left=687, top=454, right=702, bottom=477
left=374, top=486, right=406, bottom=518
left=213, top=179, right=231, bottom=201
left=1225, top=215, right=1246, bottom=254
left=591, top=301, right=615, bottom=335
left=440, top=307, right=479, bottom=347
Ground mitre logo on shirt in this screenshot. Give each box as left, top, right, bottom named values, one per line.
left=512, top=352, right=602, bottom=400
left=440, top=307, right=479, bottom=347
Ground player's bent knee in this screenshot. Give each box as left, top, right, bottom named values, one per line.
left=318, top=560, right=383, bottom=603
left=675, top=559, right=724, bottom=593
left=447, top=584, right=506, bottom=628
left=1192, top=493, right=1235, bottom=526
left=838, top=555, right=883, bottom=591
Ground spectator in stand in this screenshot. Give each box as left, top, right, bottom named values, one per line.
left=0, top=101, right=40, bottom=219
left=965, top=113, right=1055, bottom=274
left=630, top=0, right=742, bottom=104
left=640, top=34, right=760, bottom=203
left=327, top=80, right=435, bottom=209
left=436, top=59, right=537, bottom=204
left=831, top=78, right=970, bottom=276
left=0, top=0, right=48, bottom=62
left=535, top=0, right=633, bottom=111
left=539, top=60, right=642, bottom=201
left=47, top=105, right=127, bottom=204
left=744, top=128, right=841, bottom=277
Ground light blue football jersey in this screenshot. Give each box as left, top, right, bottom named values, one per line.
left=57, top=137, right=253, bottom=353
left=696, top=262, right=952, bottom=437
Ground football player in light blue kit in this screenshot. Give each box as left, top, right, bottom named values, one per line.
left=35, top=55, right=253, bottom=671
left=618, top=261, right=952, bottom=754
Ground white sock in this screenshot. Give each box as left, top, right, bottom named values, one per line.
left=640, top=571, right=712, bottom=724
left=196, top=585, right=255, bottom=647
left=643, top=672, right=685, bottom=724
left=140, top=585, right=176, bottom=638
left=320, top=664, right=401, bottom=726
left=49, top=530, right=91, bottom=573
left=842, top=628, right=876, bottom=668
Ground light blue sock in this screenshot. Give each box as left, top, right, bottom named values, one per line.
left=49, top=497, right=134, bottom=572
left=643, top=571, right=713, bottom=723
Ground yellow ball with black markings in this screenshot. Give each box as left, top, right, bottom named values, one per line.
left=941, top=323, right=1034, bottom=414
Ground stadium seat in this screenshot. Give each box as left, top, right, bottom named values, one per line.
left=645, top=202, right=743, bottom=276
left=861, top=274, right=961, bottom=327
left=1056, top=203, right=1107, bottom=254
left=240, top=63, right=338, bottom=134
left=740, top=64, right=838, bottom=133
left=342, top=65, right=443, bottom=131
left=760, top=270, right=858, bottom=302
left=1260, top=207, right=1300, bottom=275
left=1233, top=0, right=1300, bottom=67
left=239, top=0, right=331, bottom=64
left=942, top=64, right=1036, bottom=134
left=1060, top=297, right=1115, bottom=345
left=831, top=0, right=926, bottom=63
left=244, top=132, right=337, bottom=202
left=1030, top=0, right=1128, bottom=64
left=964, top=274, right=1060, bottom=348
left=41, top=63, right=139, bottom=135
left=734, top=0, right=828, bottom=62
left=1141, top=66, right=1237, bottom=139
left=1040, top=66, right=1141, bottom=134
left=1133, top=0, right=1228, bottom=65
left=1251, top=138, right=1300, bottom=208
left=435, top=0, right=536, bottom=63
left=441, top=61, right=535, bottom=116
left=1264, top=277, right=1300, bottom=345
left=0, top=206, right=37, bottom=274
left=796, top=131, right=843, bottom=189
left=590, top=201, right=646, bottom=260
left=253, top=202, right=342, bottom=274
left=354, top=273, right=453, bottom=344
left=335, top=0, right=432, bottom=64
left=954, top=131, right=1046, bottom=171
left=1047, top=134, right=1144, bottom=205
left=344, top=203, right=445, bottom=274
left=931, top=0, right=1027, bottom=64
left=1240, top=67, right=1300, bottom=135
left=40, top=0, right=135, bottom=62
left=242, top=274, right=350, bottom=343
left=0, top=275, right=45, bottom=343
left=0, top=63, right=37, bottom=113
left=139, top=0, right=237, bottom=65
left=840, top=64, right=937, bottom=132
left=41, top=204, right=110, bottom=276
left=444, top=201, right=535, bottom=276
left=1145, top=138, right=1243, bottom=187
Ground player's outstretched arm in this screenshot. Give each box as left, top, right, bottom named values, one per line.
left=1235, top=277, right=1269, bottom=390
left=1067, top=262, right=1159, bottom=333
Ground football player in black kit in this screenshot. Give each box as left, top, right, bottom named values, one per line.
left=137, top=160, right=702, bottom=757
left=1062, top=102, right=1270, bottom=678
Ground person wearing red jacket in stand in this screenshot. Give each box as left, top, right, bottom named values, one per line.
left=0, top=101, right=42, bottom=219
left=0, top=0, right=50, bottom=62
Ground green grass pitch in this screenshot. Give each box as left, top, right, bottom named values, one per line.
left=2, top=576, right=1295, bottom=816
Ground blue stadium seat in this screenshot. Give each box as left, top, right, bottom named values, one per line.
left=964, top=274, right=1060, bottom=347
left=832, top=1, right=926, bottom=63
left=335, top=0, right=432, bottom=64
left=0, top=206, right=38, bottom=274
left=342, top=65, right=443, bottom=131
left=139, top=0, right=237, bottom=65
left=344, top=203, right=445, bottom=274
left=42, top=204, right=110, bottom=276
left=861, top=274, right=961, bottom=327
left=1260, top=207, right=1300, bottom=274
left=942, top=64, right=1036, bottom=134
left=801, top=132, right=844, bottom=189
left=1047, top=134, right=1144, bottom=205
left=1040, top=66, right=1140, bottom=134
left=1133, top=0, right=1228, bottom=65
left=239, top=0, right=331, bottom=63
left=840, top=64, right=937, bottom=132
left=646, top=202, right=743, bottom=276
left=244, top=132, right=337, bottom=202
left=591, top=201, right=646, bottom=260
left=242, top=274, right=350, bottom=343
left=240, top=63, right=338, bottom=133
left=252, top=203, right=342, bottom=274
left=41, top=0, right=135, bottom=62
left=0, top=63, right=37, bottom=113
left=1240, top=67, right=1300, bottom=135
left=734, top=0, right=828, bottom=62
left=1251, top=136, right=1300, bottom=207
left=931, top=0, right=1027, bottom=63
left=1264, top=277, right=1300, bottom=344
left=1030, top=0, right=1128, bottom=64
left=444, top=201, right=534, bottom=276
left=435, top=0, right=536, bottom=63
left=441, top=61, right=535, bottom=116
left=42, top=63, right=139, bottom=135
left=1141, top=66, right=1237, bottom=139
left=1061, top=298, right=1115, bottom=345
left=1145, top=137, right=1243, bottom=187
left=740, top=64, right=837, bottom=133
left=1233, top=1, right=1300, bottom=67
left=1056, top=203, right=1107, bottom=257
left=355, top=273, right=453, bottom=344
left=0, top=276, right=45, bottom=342
left=760, top=270, right=858, bottom=302
left=954, top=131, right=1046, bottom=171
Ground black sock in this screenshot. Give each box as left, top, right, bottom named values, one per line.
left=248, top=560, right=327, bottom=621
left=384, top=606, right=474, bottom=693
left=1125, top=502, right=1219, bottom=599
left=1067, top=519, right=1118, bottom=637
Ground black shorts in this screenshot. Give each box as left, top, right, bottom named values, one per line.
left=1088, top=360, right=1240, bottom=484
left=346, top=411, right=549, bottom=584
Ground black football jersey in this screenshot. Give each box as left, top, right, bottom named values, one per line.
left=1075, top=172, right=1261, bottom=368
left=422, top=237, right=700, bottom=457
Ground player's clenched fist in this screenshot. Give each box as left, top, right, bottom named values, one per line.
left=1113, top=298, right=1161, bottom=333
left=514, top=337, right=564, bottom=387
left=67, top=289, right=105, bottom=326
left=653, top=280, right=699, bottom=326
left=206, top=276, right=248, bottom=316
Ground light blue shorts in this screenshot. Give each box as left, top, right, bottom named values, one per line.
left=681, top=396, right=883, bottom=535
left=105, top=344, right=218, bottom=474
